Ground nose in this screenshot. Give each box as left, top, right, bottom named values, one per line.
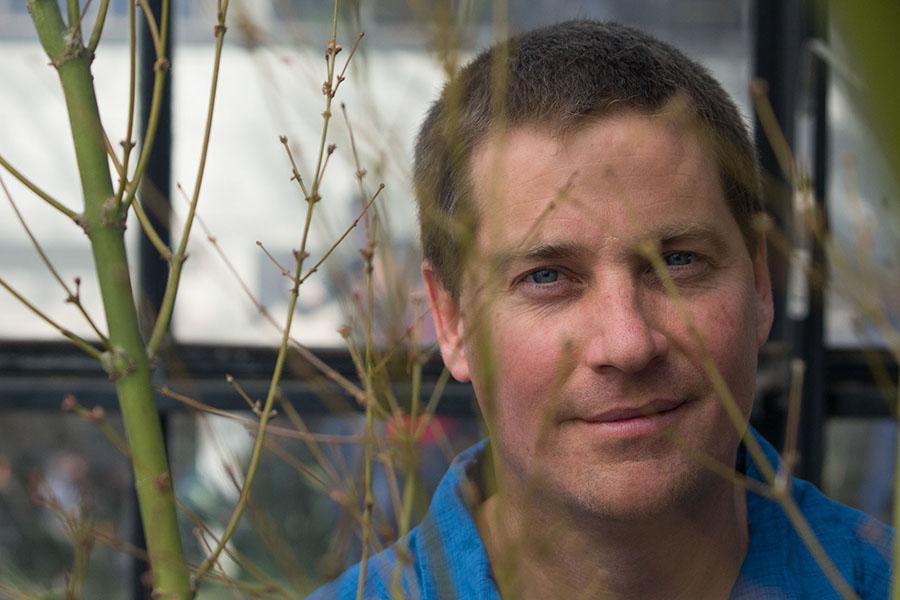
left=581, top=277, right=669, bottom=374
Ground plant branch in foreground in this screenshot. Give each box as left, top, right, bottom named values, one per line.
left=27, top=1, right=190, bottom=596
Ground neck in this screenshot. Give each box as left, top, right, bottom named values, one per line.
left=476, top=480, right=748, bottom=600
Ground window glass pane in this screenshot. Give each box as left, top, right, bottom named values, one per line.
left=0, top=412, right=132, bottom=597
left=824, top=26, right=900, bottom=347
left=168, top=412, right=483, bottom=594
left=0, top=2, right=140, bottom=343
left=823, top=418, right=895, bottom=523
left=169, top=0, right=753, bottom=346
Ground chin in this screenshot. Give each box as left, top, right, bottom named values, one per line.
left=538, top=451, right=714, bottom=522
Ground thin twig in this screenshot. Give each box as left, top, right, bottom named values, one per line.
left=0, top=276, right=102, bottom=360
left=299, top=183, right=384, bottom=285
left=87, top=0, right=111, bottom=53
left=113, top=0, right=138, bottom=207
left=412, top=367, right=452, bottom=440
left=160, top=386, right=364, bottom=445
left=0, top=174, right=109, bottom=345
left=279, top=136, right=311, bottom=199
left=225, top=373, right=262, bottom=415
left=256, top=240, right=291, bottom=278
left=103, top=129, right=126, bottom=176
left=131, top=197, right=174, bottom=260
left=147, top=0, right=225, bottom=357
left=177, top=182, right=367, bottom=404
left=0, top=154, right=80, bottom=223
left=357, top=114, right=378, bottom=600
left=779, top=358, right=805, bottom=488
left=62, top=395, right=131, bottom=457
left=66, top=0, right=81, bottom=36
left=641, top=241, right=856, bottom=598
left=121, top=0, right=170, bottom=212
left=136, top=0, right=162, bottom=56
left=276, top=395, right=344, bottom=486
left=640, top=241, right=777, bottom=483
left=340, top=102, right=369, bottom=229
left=193, top=0, right=363, bottom=590
left=335, top=31, right=365, bottom=93
left=105, top=134, right=172, bottom=261
left=751, top=80, right=795, bottom=182
left=264, top=437, right=330, bottom=491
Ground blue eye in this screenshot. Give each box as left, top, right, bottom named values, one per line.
left=528, top=268, right=559, bottom=284
left=664, top=252, right=694, bottom=267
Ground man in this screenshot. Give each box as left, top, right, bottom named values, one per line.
left=310, top=20, right=891, bottom=599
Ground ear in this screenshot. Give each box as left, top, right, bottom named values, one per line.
left=423, top=261, right=471, bottom=382
left=752, top=235, right=774, bottom=347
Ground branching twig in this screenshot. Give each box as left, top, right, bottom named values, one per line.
left=0, top=174, right=109, bottom=345
left=192, top=1, right=364, bottom=587
left=299, top=183, right=384, bottom=285
left=62, top=395, right=131, bottom=457
left=178, top=182, right=368, bottom=404
left=0, top=276, right=102, bottom=360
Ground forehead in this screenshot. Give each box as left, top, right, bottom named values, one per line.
left=467, top=112, right=736, bottom=255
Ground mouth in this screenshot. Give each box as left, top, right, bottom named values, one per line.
left=570, top=399, right=688, bottom=439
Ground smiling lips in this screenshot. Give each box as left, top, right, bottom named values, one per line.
left=573, top=398, right=687, bottom=438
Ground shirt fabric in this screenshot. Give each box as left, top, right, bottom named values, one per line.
left=308, top=428, right=893, bottom=599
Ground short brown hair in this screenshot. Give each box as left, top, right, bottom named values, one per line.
left=414, top=20, right=762, bottom=297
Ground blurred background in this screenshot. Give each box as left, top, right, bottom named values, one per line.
left=0, top=0, right=896, bottom=597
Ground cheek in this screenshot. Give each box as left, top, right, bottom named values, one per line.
left=470, top=312, right=570, bottom=437
left=688, top=287, right=760, bottom=406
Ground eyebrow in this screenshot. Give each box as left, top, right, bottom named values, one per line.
left=642, top=222, right=730, bottom=255
left=491, top=241, right=592, bottom=275
left=489, top=222, right=731, bottom=274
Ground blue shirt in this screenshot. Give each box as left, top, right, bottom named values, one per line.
left=309, top=429, right=893, bottom=599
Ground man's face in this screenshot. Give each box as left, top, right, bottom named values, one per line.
left=424, top=111, right=773, bottom=519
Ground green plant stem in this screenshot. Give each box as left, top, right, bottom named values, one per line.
left=112, top=0, right=137, bottom=206
left=105, top=132, right=172, bottom=261
left=193, top=1, right=343, bottom=585
left=357, top=236, right=377, bottom=600
left=66, top=0, right=80, bottom=35
left=0, top=153, right=80, bottom=222
left=120, top=0, right=169, bottom=212
left=132, top=194, right=174, bottom=260
left=27, top=1, right=190, bottom=598
left=146, top=0, right=227, bottom=357
left=191, top=170, right=308, bottom=588
left=87, top=0, right=111, bottom=53
left=136, top=0, right=162, bottom=54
